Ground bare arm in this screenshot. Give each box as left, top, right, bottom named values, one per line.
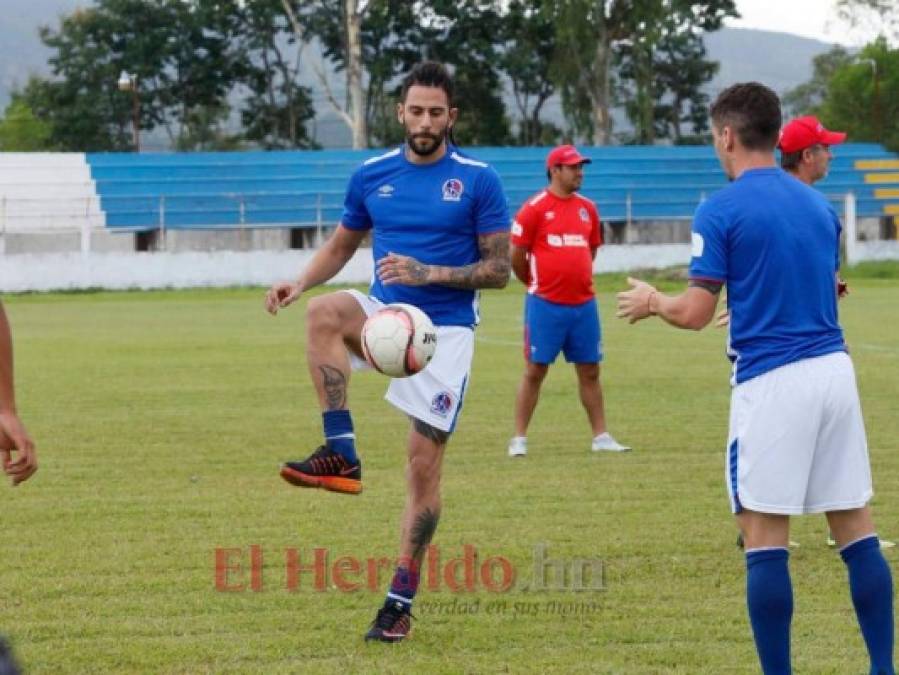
left=0, top=302, right=17, bottom=414
left=377, top=231, right=512, bottom=290
left=510, top=245, right=529, bottom=284
left=264, top=225, right=367, bottom=314
left=616, top=277, right=720, bottom=330
left=0, top=301, right=37, bottom=485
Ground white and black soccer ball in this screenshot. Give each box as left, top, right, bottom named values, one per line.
left=360, top=303, right=437, bottom=378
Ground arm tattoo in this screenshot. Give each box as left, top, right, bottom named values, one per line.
left=409, top=260, right=429, bottom=284
left=413, top=417, right=450, bottom=445
left=428, top=231, right=511, bottom=290
left=410, top=507, right=441, bottom=563
left=319, top=365, right=347, bottom=410
left=689, top=279, right=724, bottom=295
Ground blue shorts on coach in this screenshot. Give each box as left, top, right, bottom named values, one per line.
left=523, top=294, right=602, bottom=364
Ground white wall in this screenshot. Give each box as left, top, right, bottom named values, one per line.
left=0, top=244, right=692, bottom=292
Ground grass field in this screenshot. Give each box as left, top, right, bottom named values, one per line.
left=2, top=266, right=898, bottom=673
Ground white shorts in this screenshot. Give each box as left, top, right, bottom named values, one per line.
left=343, top=289, right=474, bottom=433
left=725, top=351, right=872, bottom=515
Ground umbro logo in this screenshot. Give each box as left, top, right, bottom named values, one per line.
left=378, top=184, right=395, bottom=197
left=544, top=211, right=555, bottom=220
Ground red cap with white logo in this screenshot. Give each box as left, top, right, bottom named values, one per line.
left=778, top=116, right=846, bottom=153
left=546, top=145, right=591, bottom=168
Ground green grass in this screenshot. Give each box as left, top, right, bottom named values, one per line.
left=2, top=276, right=898, bottom=673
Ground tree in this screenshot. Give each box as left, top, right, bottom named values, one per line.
left=649, top=29, right=719, bottom=143
left=549, top=0, right=633, bottom=145
left=417, top=0, right=512, bottom=146
left=29, top=0, right=246, bottom=151
left=0, top=99, right=54, bottom=151
left=782, top=46, right=854, bottom=118
left=288, top=0, right=372, bottom=149
left=548, top=0, right=734, bottom=146
left=174, top=104, right=243, bottom=151
left=835, top=0, right=898, bottom=46
left=617, top=0, right=736, bottom=144
left=304, top=0, right=513, bottom=147
left=499, top=0, right=559, bottom=145
left=299, top=0, right=421, bottom=148
left=238, top=0, right=317, bottom=149
left=819, top=38, right=899, bottom=151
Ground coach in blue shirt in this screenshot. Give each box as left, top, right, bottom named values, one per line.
left=617, top=82, right=894, bottom=674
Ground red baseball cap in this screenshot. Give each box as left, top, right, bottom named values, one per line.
left=778, top=116, right=846, bottom=153
left=546, top=144, right=591, bottom=168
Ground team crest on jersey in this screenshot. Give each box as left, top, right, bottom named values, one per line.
left=442, top=179, right=464, bottom=202
left=430, top=391, right=454, bottom=417
left=579, top=207, right=589, bottom=222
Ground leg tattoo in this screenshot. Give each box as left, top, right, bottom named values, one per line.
left=319, top=365, right=347, bottom=410
left=410, top=507, right=441, bottom=564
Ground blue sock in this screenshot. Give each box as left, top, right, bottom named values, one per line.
left=840, top=536, right=895, bottom=675
left=385, top=566, right=419, bottom=612
left=322, top=410, right=357, bottom=463
left=746, top=548, right=793, bottom=675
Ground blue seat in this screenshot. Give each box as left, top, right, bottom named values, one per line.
left=86, top=143, right=898, bottom=231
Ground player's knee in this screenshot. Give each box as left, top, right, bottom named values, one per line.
left=306, top=296, right=342, bottom=334
left=524, top=363, right=548, bottom=385
left=577, top=364, right=599, bottom=382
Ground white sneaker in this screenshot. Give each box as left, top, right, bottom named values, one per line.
left=591, top=432, right=631, bottom=453
left=508, top=436, right=527, bottom=457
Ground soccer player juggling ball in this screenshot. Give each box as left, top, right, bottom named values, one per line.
left=264, top=62, right=511, bottom=643
left=616, top=83, right=894, bottom=675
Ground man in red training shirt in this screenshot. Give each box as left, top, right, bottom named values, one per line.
left=507, top=145, right=630, bottom=457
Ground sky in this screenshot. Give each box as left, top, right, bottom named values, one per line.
left=727, top=0, right=854, bottom=46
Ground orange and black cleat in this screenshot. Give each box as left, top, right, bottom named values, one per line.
left=280, top=445, right=362, bottom=495
left=365, top=600, right=412, bottom=643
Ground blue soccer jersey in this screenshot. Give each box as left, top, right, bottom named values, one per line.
left=340, top=145, right=510, bottom=327
left=689, top=167, right=845, bottom=384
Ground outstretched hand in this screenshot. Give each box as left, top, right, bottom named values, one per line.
left=0, top=410, right=36, bottom=486
left=377, top=252, right=431, bottom=286
left=264, top=281, right=302, bottom=315
left=616, top=277, right=658, bottom=324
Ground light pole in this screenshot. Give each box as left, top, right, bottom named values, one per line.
left=858, top=58, right=882, bottom=143
left=117, top=70, right=141, bottom=152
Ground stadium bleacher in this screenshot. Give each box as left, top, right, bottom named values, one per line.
left=0, top=152, right=106, bottom=233
left=2, top=145, right=897, bottom=237
left=82, top=143, right=899, bottom=232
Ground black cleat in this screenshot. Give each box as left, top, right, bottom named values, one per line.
left=280, top=445, right=362, bottom=495
left=364, top=600, right=412, bottom=643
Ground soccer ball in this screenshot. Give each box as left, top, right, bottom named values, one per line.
left=361, top=303, right=437, bottom=377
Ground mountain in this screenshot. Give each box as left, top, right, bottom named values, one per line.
left=0, top=6, right=839, bottom=148
left=1, top=0, right=87, bottom=105
left=704, top=27, right=838, bottom=96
